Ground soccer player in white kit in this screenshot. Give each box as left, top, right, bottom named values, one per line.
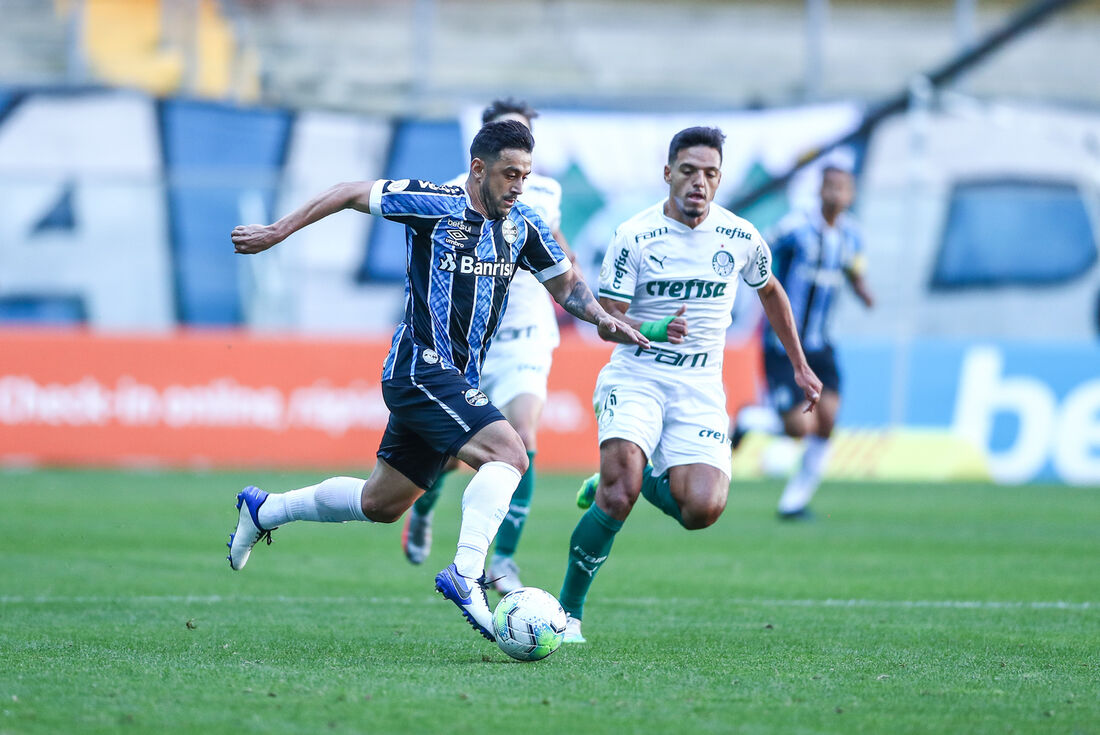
left=402, top=99, right=575, bottom=595
left=559, top=127, right=823, bottom=643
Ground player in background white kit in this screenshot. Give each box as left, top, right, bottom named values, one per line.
left=402, top=99, right=577, bottom=595
left=559, top=127, right=822, bottom=643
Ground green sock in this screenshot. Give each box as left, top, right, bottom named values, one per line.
left=493, top=450, right=535, bottom=557
left=639, top=466, right=684, bottom=526
left=559, top=504, right=623, bottom=620
left=413, top=469, right=450, bottom=516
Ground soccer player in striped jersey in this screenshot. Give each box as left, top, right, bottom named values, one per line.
left=763, top=163, right=874, bottom=519
left=402, top=99, right=575, bottom=596
left=226, top=120, right=648, bottom=644
left=560, top=127, right=822, bottom=643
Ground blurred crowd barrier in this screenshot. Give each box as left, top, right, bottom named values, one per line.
left=2, top=331, right=1096, bottom=484
left=1, top=87, right=1098, bottom=483
left=0, top=329, right=759, bottom=471
left=733, top=340, right=1100, bottom=485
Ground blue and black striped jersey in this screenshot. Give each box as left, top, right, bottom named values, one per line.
left=367, top=178, right=570, bottom=386
left=763, top=208, right=864, bottom=353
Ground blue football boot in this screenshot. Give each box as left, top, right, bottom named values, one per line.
left=227, top=486, right=275, bottom=570
left=435, top=563, right=495, bottom=642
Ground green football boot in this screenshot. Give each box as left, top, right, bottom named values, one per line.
left=576, top=473, right=599, bottom=510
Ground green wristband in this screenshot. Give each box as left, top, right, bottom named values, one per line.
left=639, top=314, right=676, bottom=342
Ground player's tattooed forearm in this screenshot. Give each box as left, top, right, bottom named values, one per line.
left=562, top=280, right=601, bottom=323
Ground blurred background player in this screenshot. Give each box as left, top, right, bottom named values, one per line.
left=560, top=127, right=822, bottom=643
left=402, top=98, right=577, bottom=596
left=226, top=120, right=647, bottom=644
left=758, top=161, right=875, bottom=519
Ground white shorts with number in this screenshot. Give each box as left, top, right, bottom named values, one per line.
left=593, top=363, right=732, bottom=477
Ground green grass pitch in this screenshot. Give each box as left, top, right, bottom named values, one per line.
left=2, top=469, right=1098, bottom=734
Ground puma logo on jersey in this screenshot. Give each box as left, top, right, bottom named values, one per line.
left=644, top=279, right=728, bottom=299
left=648, top=254, right=668, bottom=269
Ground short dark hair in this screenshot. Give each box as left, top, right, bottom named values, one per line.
left=822, top=164, right=854, bottom=178
left=668, top=126, right=725, bottom=164
left=470, top=119, right=534, bottom=163
left=482, top=97, right=539, bottom=126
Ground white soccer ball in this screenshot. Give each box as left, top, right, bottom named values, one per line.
left=492, top=587, right=566, bottom=662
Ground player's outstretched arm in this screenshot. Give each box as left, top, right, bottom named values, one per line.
left=757, top=276, right=823, bottom=412
left=543, top=268, right=649, bottom=348
left=232, top=180, right=376, bottom=254
left=600, top=299, right=689, bottom=345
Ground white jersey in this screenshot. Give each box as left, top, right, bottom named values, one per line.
left=597, top=201, right=772, bottom=377
left=445, top=172, right=562, bottom=349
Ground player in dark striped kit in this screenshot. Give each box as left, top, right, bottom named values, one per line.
left=762, top=163, right=874, bottom=518
left=226, top=120, right=648, bottom=643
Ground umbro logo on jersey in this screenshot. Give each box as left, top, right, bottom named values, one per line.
left=445, top=229, right=469, bottom=246
left=716, top=226, right=753, bottom=240
left=437, top=253, right=515, bottom=278
left=644, top=278, right=728, bottom=299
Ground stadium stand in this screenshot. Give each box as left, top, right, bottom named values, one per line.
left=0, top=1, right=1097, bottom=113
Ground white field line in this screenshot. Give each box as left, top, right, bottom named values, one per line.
left=0, top=595, right=1093, bottom=611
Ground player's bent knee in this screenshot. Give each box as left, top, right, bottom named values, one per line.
left=362, top=504, right=403, bottom=524
left=598, top=482, right=640, bottom=520
left=677, top=484, right=730, bottom=530
left=783, top=415, right=810, bottom=439
left=500, top=450, right=529, bottom=476
left=462, top=420, right=528, bottom=473
left=679, top=494, right=727, bottom=530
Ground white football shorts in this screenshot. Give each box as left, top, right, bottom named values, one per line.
left=593, top=363, right=732, bottom=477
left=479, top=331, right=556, bottom=408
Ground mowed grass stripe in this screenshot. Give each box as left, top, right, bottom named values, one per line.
left=2, top=595, right=1095, bottom=610
left=2, top=469, right=1098, bottom=735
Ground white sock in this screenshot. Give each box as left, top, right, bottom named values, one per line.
left=453, top=461, right=522, bottom=579
left=257, top=476, right=369, bottom=528
left=800, top=435, right=831, bottom=483
left=777, top=436, right=830, bottom=513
